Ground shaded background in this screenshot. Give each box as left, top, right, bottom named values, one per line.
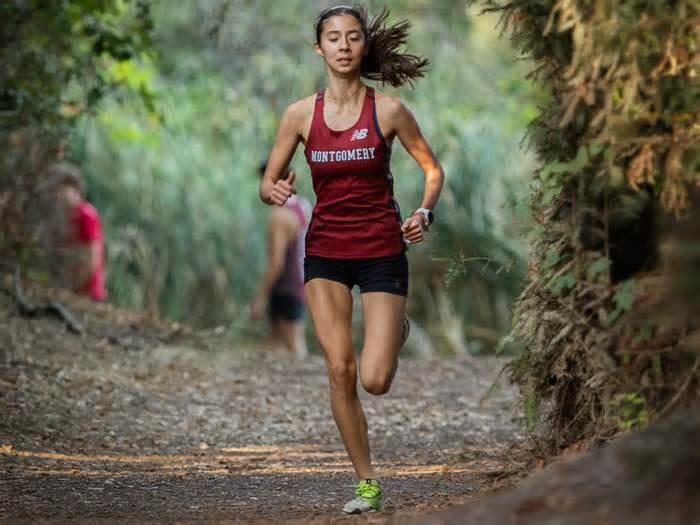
left=2, top=0, right=698, bottom=484
left=65, top=1, right=540, bottom=354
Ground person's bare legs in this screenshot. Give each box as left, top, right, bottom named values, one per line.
left=265, top=320, right=284, bottom=349
left=277, top=318, right=308, bottom=358
left=358, top=292, right=406, bottom=395
left=305, top=281, right=407, bottom=481
left=305, top=278, right=374, bottom=479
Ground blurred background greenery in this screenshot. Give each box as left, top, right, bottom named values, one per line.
left=3, top=1, right=543, bottom=355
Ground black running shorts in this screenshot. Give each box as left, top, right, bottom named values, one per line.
left=303, top=253, right=408, bottom=297
left=268, top=294, right=305, bottom=322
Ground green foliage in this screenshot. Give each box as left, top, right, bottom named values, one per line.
left=611, top=393, right=649, bottom=432
left=0, top=0, right=156, bottom=265
left=523, top=387, right=541, bottom=432
left=483, top=0, right=700, bottom=450
left=603, top=279, right=636, bottom=327
left=586, top=256, right=610, bottom=282
left=68, top=2, right=540, bottom=338
left=548, top=271, right=575, bottom=296
left=0, top=0, right=155, bottom=130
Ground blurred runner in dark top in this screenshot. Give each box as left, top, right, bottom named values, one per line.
left=250, top=160, right=311, bottom=358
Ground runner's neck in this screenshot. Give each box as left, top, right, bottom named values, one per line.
left=324, top=81, right=366, bottom=109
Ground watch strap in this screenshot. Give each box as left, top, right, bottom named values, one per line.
left=414, top=207, right=434, bottom=225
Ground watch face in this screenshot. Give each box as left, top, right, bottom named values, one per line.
left=427, top=210, right=434, bottom=224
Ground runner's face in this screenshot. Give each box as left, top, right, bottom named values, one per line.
left=57, top=184, right=81, bottom=207
left=315, top=14, right=367, bottom=75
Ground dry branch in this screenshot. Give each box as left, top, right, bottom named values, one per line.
left=12, top=267, right=84, bottom=334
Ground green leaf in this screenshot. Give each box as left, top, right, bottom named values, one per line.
left=589, top=141, right=604, bottom=157
left=586, top=256, right=610, bottom=280
left=612, top=393, right=648, bottom=431
left=569, top=145, right=590, bottom=172
left=613, top=280, right=636, bottom=312
left=549, top=271, right=576, bottom=296
left=604, top=146, right=615, bottom=162
left=603, top=307, right=622, bottom=327
left=541, top=185, right=562, bottom=205
left=544, top=249, right=561, bottom=269
left=540, top=161, right=568, bottom=179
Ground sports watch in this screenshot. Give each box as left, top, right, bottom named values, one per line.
left=412, top=207, right=434, bottom=230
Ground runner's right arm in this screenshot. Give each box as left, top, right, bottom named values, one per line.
left=260, top=101, right=305, bottom=206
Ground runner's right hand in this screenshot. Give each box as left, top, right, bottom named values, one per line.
left=268, top=171, right=297, bottom=206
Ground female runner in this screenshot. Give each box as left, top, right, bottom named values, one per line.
left=259, top=5, right=444, bottom=514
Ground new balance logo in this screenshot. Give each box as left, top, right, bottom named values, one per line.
left=350, top=128, right=369, bottom=141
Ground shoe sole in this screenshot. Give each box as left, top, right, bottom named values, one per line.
left=342, top=504, right=384, bottom=514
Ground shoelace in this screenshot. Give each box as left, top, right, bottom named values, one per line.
left=355, top=481, right=380, bottom=499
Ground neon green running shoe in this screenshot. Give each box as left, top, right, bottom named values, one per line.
left=342, top=479, right=384, bottom=514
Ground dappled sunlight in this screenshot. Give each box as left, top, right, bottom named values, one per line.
left=10, top=449, right=193, bottom=463
left=2, top=0, right=696, bottom=522
left=1, top=320, right=522, bottom=521
left=4, top=444, right=482, bottom=479
left=220, top=444, right=347, bottom=457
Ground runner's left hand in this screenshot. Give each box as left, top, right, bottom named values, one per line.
left=401, top=214, right=427, bottom=244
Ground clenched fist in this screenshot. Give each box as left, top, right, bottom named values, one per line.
left=267, top=171, right=297, bottom=206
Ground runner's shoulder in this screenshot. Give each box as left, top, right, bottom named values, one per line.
left=284, top=95, right=316, bottom=122
left=77, top=201, right=100, bottom=224
left=374, top=90, right=407, bottom=115
left=373, top=90, right=412, bottom=125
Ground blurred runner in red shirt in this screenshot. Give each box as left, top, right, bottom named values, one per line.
left=48, top=163, right=107, bottom=302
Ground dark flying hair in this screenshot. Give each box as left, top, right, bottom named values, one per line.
left=314, top=5, right=429, bottom=88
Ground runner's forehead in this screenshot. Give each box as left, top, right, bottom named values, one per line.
left=318, top=14, right=364, bottom=34
left=323, top=27, right=363, bottom=36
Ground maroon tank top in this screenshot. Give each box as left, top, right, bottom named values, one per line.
left=304, top=87, right=404, bottom=259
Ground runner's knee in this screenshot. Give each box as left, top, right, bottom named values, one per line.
left=359, top=342, right=397, bottom=395
left=360, top=371, right=392, bottom=396
left=327, top=360, right=357, bottom=392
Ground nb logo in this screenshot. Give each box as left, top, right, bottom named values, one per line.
left=350, top=128, right=369, bottom=141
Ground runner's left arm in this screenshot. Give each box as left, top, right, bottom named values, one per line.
left=386, top=98, right=444, bottom=243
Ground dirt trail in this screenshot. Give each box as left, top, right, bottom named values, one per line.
left=0, top=289, right=527, bottom=523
